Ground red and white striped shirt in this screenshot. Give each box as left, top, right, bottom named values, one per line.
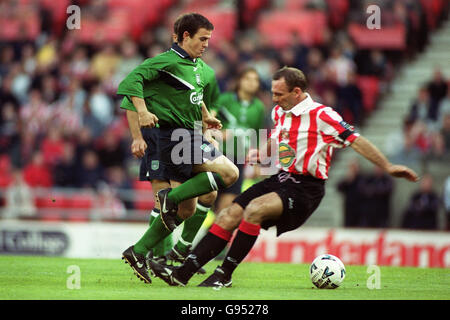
left=270, top=93, right=359, bottom=179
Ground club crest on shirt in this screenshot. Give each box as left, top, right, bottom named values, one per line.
left=279, top=143, right=296, bottom=167
left=281, top=129, right=289, bottom=140
left=195, top=74, right=201, bottom=85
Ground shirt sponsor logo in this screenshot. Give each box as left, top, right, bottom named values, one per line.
left=190, top=91, right=203, bottom=105
left=279, top=143, right=296, bottom=167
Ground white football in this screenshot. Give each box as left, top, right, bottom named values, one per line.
left=310, top=254, right=346, bottom=289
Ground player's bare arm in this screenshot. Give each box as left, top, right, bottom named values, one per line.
left=131, top=96, right=159, bottom=128
left=126, top=109, right=147, bottom=158
left=201, top=101, right=222, bottom=130
left=350, top=135, right=419, bottom=182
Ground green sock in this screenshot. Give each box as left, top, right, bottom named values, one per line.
left=148, top=209, right=173, bottom=257
left=174, top=202, right=210, bottom=255
left=134, top=215, right=172, bottom=256
left=168, top=172, right=226, bottom=204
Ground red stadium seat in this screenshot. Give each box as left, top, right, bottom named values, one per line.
left=133, top=181, right=155, bottom=211
left=69, top=193, right=94, bottom=209
left=348, top=23, right=406, bottom=50
left=257, top=11, right=327, bottom=48
left=357, top=76, right=380, bottom=113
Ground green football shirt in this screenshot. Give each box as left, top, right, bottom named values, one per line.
left=117, top=43, right=220, bottom=130
left=215, top=92, right=266, bottom=160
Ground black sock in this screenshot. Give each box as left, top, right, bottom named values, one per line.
left=221, top=231, right=259, bottom=275
left=221, top=220, right=261, bottom=276
left=175, top=224, right=231, bottom=283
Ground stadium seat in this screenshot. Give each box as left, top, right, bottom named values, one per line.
left=348, top=23, right=406, bottom=50
left=69, top=193, right=94, bottom=209
left=356, top=76, right=380, bottom=113
left=257, top=11, right=327, bottom=48
left=133, top=181, right=155, bottom=211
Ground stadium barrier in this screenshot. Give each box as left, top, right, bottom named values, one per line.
left=0, top=220, right=448, bottom=268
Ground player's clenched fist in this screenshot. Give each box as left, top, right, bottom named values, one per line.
left=138, top=110, right=159, bottom=128
left=131, top=138, right=147, bottom=158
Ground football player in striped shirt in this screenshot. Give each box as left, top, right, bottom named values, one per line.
left=149, top=67, right=419, bottom=288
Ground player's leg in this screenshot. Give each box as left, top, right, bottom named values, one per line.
left=147, top=179, right=173, bottom=261
left=168, top=191, right=217, bottom=264
left=215, top=163, right=245, bottom=215
left=164, top=155, right=239, bottom=206
left=157, top=131, right=239, bottom=230
left=148, top=176, right=273, bottom=286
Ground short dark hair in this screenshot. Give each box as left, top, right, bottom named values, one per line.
left=176, top=13, right=214, bottom=43
left=272, top=66, right=308, bottom=92
left=173, top=13, right=189, bottom=35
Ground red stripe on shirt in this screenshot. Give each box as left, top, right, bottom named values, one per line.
left=288, top=114, right=301, bottom=174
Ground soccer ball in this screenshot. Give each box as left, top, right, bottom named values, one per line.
left=309, top=254, right=346, bottom=289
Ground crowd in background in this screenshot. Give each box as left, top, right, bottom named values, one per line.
left=0, top=0, right=449, bottom=229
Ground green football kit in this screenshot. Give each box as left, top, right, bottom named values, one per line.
left=117, top=43, right=223, bottom=258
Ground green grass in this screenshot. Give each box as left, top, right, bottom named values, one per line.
left=0, top=256, right=449, bottom=300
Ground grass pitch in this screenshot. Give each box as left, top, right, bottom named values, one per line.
left=0, top=255, right=449, bottom=300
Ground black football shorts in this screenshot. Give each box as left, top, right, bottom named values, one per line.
left=233, top=171, right=325, bottom=236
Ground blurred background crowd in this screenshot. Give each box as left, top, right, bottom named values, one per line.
left=0, top=0, right=449, bottom=230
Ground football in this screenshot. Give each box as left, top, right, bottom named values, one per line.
left=310, top=254, right=346, bottom=289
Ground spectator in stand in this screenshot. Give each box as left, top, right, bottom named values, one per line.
left=385, top=118, right=421, bottom=165
left=19, top=89, right=52, bottom=138
left=52, top=142, right=78, bottom=188
left=0, top=102, right=21, bottom=166
left=401, top=173, right=440, bottom=230
left=88, top=82, right=114, bottom=128
left=92, top=182, right=126, bottom=221
left=336, top=71, right=363, bottom=125
left=76, top=149, right=104, bottom=189
left=326, top=45, right=356, bottom=87
left=41, top=127, right=65, bottom=167
left=427, top=69, right=448, bottom=121
left=90, top=44, right=120, bottom=82
left=97, top=132, right=127, bottom=169
left=105, top=166, right=133, bottom=209
left=433, top=113, right=450, bottom=159
left=336, top=159, right=368, bottom=227
left=359, top=166, right=393, bottom=228
left=23, top=151, right=53, bottom=188
left=3, top=170, right=36, bottom=219
left=0, top=45, right=15, bottom=78
left=444, top=176, right=450, bottom=230
left=0, top=155, right=13, bottom=188
left=0, top=75, right=20, bottom=110
left=113, top=39, right=143, bottom=88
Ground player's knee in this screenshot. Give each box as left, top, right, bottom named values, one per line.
left=244, top=199, right=266, bottom=224
left=198, top=191, right=217, bottom=207
left=219, top=161, right=239, bottom=187
left=177, top=201, right=196, bottom=220
left=215, top=204, right=243, bottom=230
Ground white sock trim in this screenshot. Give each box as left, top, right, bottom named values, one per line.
left=206, top=172, right=218, bottom=191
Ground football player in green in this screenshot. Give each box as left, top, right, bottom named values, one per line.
left=118, top=13, right=238, bottom=283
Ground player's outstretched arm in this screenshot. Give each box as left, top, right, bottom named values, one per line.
left=126, top=109, right=147, bottom=158
left=350, top=135, right=419, bottom=182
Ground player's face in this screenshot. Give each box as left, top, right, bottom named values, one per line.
left=182, top=28, right=212, bottom=58
left=239, top=71, right=260, bottom=95
left=271, top=78, right=300, bottom=110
